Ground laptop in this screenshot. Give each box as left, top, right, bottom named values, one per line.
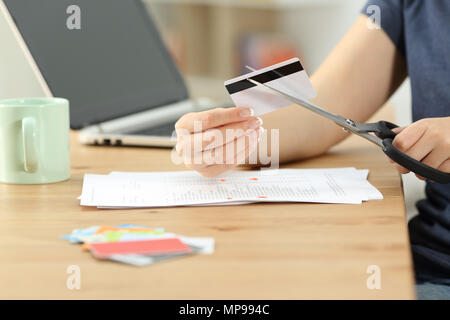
left=1, top=0, right=221, bottom=147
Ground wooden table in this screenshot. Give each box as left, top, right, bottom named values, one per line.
left=0, top=123, right=415, bottom=299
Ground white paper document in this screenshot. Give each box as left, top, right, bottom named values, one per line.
left=79, top=168, right=382, bottom=209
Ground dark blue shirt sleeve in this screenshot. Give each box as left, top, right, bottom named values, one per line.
left=361, top=0, right=405, bottom=55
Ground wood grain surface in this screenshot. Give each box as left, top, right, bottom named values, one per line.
left=0, top=123, right=416, bottom=299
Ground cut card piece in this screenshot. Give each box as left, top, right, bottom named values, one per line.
left=79, top=232, right=176, bottom=251
left=88, top=238, right=192, bottom=259
left=62, top=225, right=215, bottom=267
left=108, top=253, right=189, bottom=267
left=94, top=226, right=163, bottom=235
left=224, top=57, right=316, bottom=116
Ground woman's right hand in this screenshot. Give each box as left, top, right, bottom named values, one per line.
left=174, top=107, right=263, bottom=177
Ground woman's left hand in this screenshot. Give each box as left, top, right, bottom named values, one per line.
left=390, top=117, right=450, bottom=180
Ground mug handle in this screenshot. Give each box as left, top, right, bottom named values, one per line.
left=22, top=117, right=38, bottom=173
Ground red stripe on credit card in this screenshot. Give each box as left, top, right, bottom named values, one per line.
left=88, top=238, right=192, bottom=258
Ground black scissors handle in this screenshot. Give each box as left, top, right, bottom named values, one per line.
left=373, top=121, right=450, bottom=184
left=243, top=76, right=450, bottom=183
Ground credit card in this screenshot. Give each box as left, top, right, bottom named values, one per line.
left=88, top=238, right=192, bottom=259
left=224, top=58, right=316, bottom=116
left=109, top=252, right=191, bottom=267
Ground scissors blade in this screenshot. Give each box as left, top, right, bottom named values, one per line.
left=245, top=77, right=348, bottom=127
left=244, top=70, right=384, bottom=148
left=244, top=65, right=347, bottom=125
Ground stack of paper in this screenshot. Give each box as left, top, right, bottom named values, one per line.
left=79, top=168, right=382, bottom=209
left=62, top=224, right=214, bottom=267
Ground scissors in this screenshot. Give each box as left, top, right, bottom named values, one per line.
left=245, top=67, right=450, bottom=184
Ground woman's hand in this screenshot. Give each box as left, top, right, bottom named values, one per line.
left=391, top=117, right=450, bottom=180
left=174, top=107, right=263, bottom=177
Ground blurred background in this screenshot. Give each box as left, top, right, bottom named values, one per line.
left=144, top=0, right=422, bottom=218
left=145, top=0, right=412, bottom=124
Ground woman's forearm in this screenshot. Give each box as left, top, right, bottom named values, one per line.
left=260, top=15, right=407, bottom=164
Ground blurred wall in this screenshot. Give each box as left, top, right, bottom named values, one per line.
left=146, top=0, right=412, bottom=123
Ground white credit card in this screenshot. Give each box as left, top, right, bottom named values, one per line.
left=224, top=58, right=316, bottom=116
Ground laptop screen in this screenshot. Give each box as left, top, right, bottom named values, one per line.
left=4, top=0, right=188, bottom=129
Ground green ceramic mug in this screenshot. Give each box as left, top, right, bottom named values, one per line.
left=0, top=98, right=70, bottom=184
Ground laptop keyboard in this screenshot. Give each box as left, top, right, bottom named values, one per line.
left=130, top=121, right=177, bottom=137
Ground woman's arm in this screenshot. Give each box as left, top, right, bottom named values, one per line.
left=261, top=14, right=407, bottom=163
left=175, top=14, right=407, bottom=177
